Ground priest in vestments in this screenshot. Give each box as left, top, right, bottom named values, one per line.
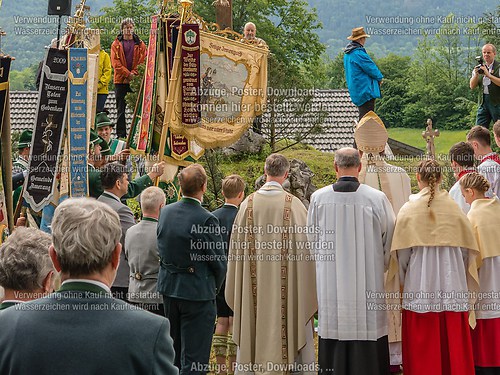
left=387, top=159, right=479, bottom=375
left=307, top=147, right=395, bottom=375
left=354, top=112, right=410, bottom=373
left=460, top=172, right=500, bottom=373
left=226, top=154, right=317, bottom=375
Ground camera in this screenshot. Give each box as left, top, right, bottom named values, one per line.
left=475, top=56, right=485, bottom=74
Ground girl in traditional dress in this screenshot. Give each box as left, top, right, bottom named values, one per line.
left=388, top=159, right=479, bottom=375
left=460, top=172, right=500, bottom=375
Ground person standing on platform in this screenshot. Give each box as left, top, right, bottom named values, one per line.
left=308, top=147, right=394, bottom=375
left=344, top=27, right=383, bottom=120
left=387, top=159, right=479, bottom=375
left=211, top=175, right=245, bottom=375
left=111, top=18, right=146, bottom=138
left=97, top=49, right=112, bottom=112
left=460, top=172, right=500, bottom=374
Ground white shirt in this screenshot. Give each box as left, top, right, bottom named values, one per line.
left=308, top=183, right=395, bottom=340
left=478, top=154, right=500, bottom=198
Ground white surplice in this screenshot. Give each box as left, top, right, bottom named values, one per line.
left=478, top=155, right=500, bottom=198
left=307, top=183, right=395, bottom=341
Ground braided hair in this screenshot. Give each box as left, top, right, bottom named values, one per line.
left=459, top=172, right=490, bottom=195
left=417, top=159, right=442, bottom=208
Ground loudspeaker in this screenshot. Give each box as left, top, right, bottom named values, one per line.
left=48, top=0, right=72, bottom=16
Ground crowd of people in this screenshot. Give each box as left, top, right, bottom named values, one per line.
left=0, top=22, right=500, bottom=375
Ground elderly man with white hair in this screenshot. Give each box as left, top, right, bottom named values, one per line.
left=125, top=186, right=165, bottom=315
left=0, top=198, right=178, bottom=375
left=0, top=227, right=56, bottom=310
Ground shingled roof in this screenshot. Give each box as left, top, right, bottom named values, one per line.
left=9, top=91, right=132, bottom=132
left=261, top=89, right=357, bottom=152
left=9, top=89, right=422, bottom=156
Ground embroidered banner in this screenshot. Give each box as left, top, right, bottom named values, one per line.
left=129, top=16, right=204, bottom=165
left=68, top=47, right=88, bottom=197
left=24, top=48, right=68, bottom=211
left=137, top=15, right=159, bottom=152
left=165, top=30, right=269, bottom=148
left=181, top=23, right=201, bottom=126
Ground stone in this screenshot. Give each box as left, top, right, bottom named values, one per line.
left=221, top=129, right=266, bottom=156
left=254, top=158, right=316, bottom=208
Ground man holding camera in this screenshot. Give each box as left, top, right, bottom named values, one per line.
left=470, top=43, right=500, bottom=129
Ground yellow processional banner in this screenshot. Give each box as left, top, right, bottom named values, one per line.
left=166, top=30, right=269, bottom=149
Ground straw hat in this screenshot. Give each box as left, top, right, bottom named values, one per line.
left=354, top=111, right=388, bottom=154
left=347, top=27, right=370, bottom=41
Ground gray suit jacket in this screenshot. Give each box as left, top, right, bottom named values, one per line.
left=0, top=281, right=178, bottom=375
left=125, top=218, right=162, bottom=303
left=98, top=192, right=136, bottom=288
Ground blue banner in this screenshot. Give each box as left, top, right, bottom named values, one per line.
left=68, top=48, right=88, bottom=197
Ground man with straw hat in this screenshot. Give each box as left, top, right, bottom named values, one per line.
left=344, top=27, right=384, bottom=120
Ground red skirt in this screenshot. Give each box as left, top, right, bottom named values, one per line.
left=402, top=310, right=474, bottom=375
left=471, top=318, right=500, bottom=367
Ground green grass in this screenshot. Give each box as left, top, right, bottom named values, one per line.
left=388, top=128, right=469, bottom=156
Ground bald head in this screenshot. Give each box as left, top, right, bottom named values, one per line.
left=178, top=164, right=207, bottom=198
left=244, top=22, right=257, bottom=40
left=334, top=147, right=361, bottom=178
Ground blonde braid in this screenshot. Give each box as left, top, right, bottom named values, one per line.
left=428, top=174, right=436, bottom=208
left=459, top=172, right=490, bottom=193
left=417, top=159, right=442, bottom=209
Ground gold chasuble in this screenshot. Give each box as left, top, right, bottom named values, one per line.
left=386, top=187, right=480, bottom=326
left=226, top=184, right=317, bottom=374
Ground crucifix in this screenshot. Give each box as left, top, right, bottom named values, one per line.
left=422, top=118, right=440, bottom=159
left=214, top=0, right=233, bottom=30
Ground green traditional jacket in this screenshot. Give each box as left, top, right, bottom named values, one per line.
left=477, top=60, right=500, bottom=106
left=88, top=164, right=154, bottom=199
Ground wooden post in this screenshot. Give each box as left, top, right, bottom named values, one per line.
left=214, top=0, right=233, bottom=30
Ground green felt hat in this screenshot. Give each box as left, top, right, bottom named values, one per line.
left=89, top=129, right=103, bottom=147
left=99, top=136, right=111, bottom=156
left=95, top=112, right=113, bottom=129
left=18, top=130, right=33, bottom=149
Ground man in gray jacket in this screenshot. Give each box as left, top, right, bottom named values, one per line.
left=125, top=186, right=165, bottom=315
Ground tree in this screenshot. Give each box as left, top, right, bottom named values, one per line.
left=476, top=5, right=500, bottom=47
left=402, top=16, right=475, bottom=130
left=90, top=0, right=157, bottom=53
left=375, top=54, right=411, bottom=128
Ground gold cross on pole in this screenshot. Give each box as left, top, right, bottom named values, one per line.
left=422, top=118, right=440, bottom=159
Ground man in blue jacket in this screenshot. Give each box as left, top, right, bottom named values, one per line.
left=344, top=27, right=384, bottom=120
